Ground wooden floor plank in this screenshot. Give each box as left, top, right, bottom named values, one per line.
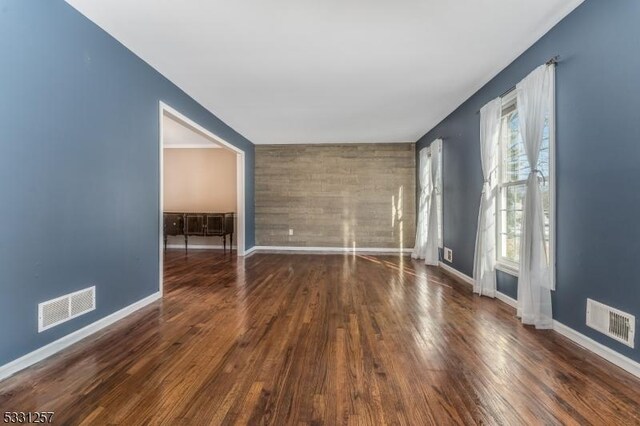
left=1, top=251, right=639, bottom=425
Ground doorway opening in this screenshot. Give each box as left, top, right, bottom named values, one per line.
left=158, top=102, right=246, bottom=295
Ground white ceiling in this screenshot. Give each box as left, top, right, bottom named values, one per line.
left=163, top=114, right=221, bottom=149
left=67, top=0, right=583, bottom=145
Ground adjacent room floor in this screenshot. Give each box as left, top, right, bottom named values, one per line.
left=1, top=251, right=639, bottom=424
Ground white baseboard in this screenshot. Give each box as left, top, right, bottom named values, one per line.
left=553, top=321, right=640, bottom=378
left=0, top=292, right=161, bottom=382
left=439, top=261, right=474, bottom=285
left=437, top=262, right=640, bottom=379
left=496, top=292, right=517, bottom=308
left=250, top=246, right=413, bottom=255
left=438, top=262, right=517, bottom=307
left=166, top=244, right=237, bottom=250
left=244, top=246, right=258, bottom=256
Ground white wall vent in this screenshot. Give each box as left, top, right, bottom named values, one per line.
left=586, top=299, right=635, bottom=348
left=38, top=286, right=96, bottom=332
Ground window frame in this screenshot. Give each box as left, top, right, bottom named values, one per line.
left=495, top=82, right=556, bottom=290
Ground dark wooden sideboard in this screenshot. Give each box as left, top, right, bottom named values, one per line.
left=164, top=212, right=235, bottom=252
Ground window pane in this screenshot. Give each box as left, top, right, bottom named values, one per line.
left=500, top=184, right=525, bottom=263
left=501, top=112, right=551, bottom=183
left=501, top=111, right=529, bottom=183
left=537, top=120, right=550, bottom=177
left=540, top=176, right=550, bottom=261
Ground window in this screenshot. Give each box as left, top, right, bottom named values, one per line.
left=496, top=90, right=554, bottom=279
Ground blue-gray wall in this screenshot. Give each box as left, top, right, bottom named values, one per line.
left=417, top=0, right=640, bottom=362
left=0, top=0, right=255, bottom=366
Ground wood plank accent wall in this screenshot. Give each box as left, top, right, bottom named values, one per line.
left=255, top=143, right=415, bottom=249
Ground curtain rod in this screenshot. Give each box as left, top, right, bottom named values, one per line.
left=476, top=55, right=559, bottom=114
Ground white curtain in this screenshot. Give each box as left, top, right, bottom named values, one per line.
left=473, top=98, right=502, bottom=297
left=516, top=64, right=554, bottom=329
left=412, top=148, right=430, bottom=260
left=413, top=139, right=441, bottom=265
left=424, top=139, right=441, bottom=265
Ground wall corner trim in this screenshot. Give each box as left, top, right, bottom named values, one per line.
left=0, top=292, right=161, bottom=382
left=437, top=262, right=640, bottom=379
left=243, top=246, right=258, bottom=256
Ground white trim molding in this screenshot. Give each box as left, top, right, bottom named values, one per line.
left=164, top=143, right=221, bottom=149
left=496, top=262, right=519, bottom=277
left=553, top=321, right=640, bottom=379
left=244, top=246, right=258, bottom=256
left=165, top=244, right=238, bottom=250
left=252, top=246, right=413, bottom=254
left=158, top=101, right=248, bottom=287
left=496, top=292, right=517, bottom=308
left=437, top=262, right=640, bottom=379
left=439, top=262, right=517, bottom=308
left=0, top=292, right=161, bottom=382
left=250, top=246, right=413, bottom=255
left=439, top=261, right=474, bottom=286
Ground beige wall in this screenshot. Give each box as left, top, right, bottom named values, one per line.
left=256, top=143, right=415, bottom=249
left=163, top=148, right=236, bottom=212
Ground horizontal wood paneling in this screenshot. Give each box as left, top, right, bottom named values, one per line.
left=256, top=144, right=415, bottom=248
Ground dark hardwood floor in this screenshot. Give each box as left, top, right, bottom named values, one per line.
left=1, top=251, right=639, bottom=425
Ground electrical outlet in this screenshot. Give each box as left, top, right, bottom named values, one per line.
left=289, top=229, right=294, bottom=236
left=444, top=247, right=453, bottom=263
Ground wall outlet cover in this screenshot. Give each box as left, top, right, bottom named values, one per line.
left=444, top=247, right=453, bottom=262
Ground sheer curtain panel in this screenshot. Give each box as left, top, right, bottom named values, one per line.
left=413, top=139, right=441, bottom=265
left=424, top=139, right=441, bottom=266
left=412, top=147, right=430, bottom=260
left=516, top=64, right=554, bottom=329
left=473, top=98, right=501, bottom=297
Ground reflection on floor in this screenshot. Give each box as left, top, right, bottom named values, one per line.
left=1, top=250, right=639, bottom=424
